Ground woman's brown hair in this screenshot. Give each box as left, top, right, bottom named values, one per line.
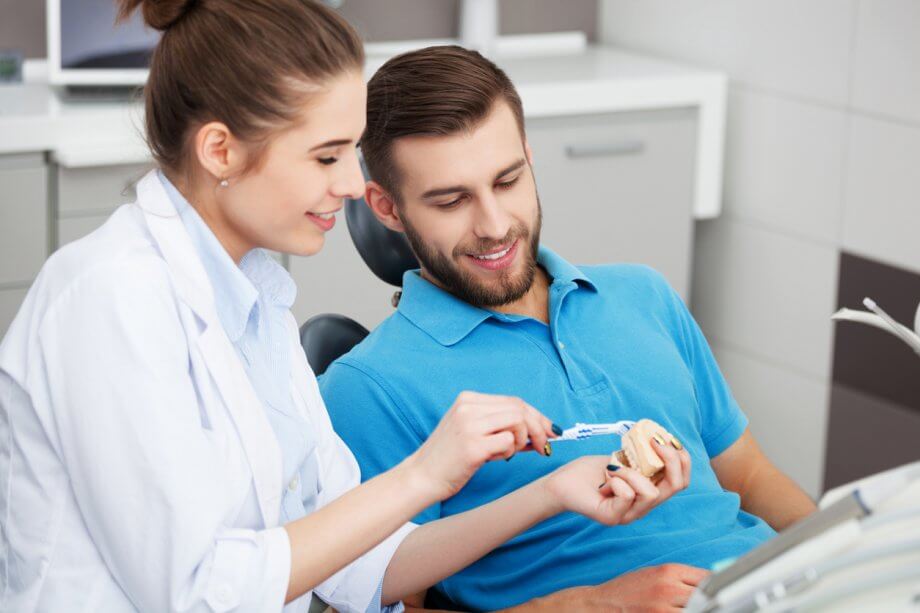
left=117, top=0, right=364, bottom=175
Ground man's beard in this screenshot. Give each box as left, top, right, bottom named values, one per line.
left=401, top=199, right=543, bottom=308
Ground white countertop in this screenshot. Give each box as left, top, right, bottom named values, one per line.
left=0, top=45, right=726, bottom=218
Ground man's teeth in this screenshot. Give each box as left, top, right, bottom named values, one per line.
left=312, top=212, right=335, bottom=220
left=472, top=246, right=511, bottom=260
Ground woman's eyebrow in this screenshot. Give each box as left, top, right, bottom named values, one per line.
left=309, top=138, right=353, bottom=152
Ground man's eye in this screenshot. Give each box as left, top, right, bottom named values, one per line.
left=497, top=176, right=520, bottom=190
left=318, top=157, right=338, bottom=166
left=435, top=198, right=462, bottom=209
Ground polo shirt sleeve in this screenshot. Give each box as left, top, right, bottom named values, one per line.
left=320, top=360, right=442, bottom=524
left=649, top=268, right=748, bottom=459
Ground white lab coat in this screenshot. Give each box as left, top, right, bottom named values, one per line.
left=0, top=171, right=414, bottom=612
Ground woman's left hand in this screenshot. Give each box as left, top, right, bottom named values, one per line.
left=543, top=444, right=691, bottom=526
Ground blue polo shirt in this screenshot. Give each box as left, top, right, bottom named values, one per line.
left=320, top=247, right=775, bottom=611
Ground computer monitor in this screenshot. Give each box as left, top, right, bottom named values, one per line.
left=47, top=0, right=159, bottom=86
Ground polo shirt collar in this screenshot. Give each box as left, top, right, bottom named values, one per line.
left=397, top=245, right=597, bottom=346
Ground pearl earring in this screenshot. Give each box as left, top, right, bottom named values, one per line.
left=219, top=179, right=229, bottom=188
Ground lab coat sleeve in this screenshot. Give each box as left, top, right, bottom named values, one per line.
left=34, top=257, right=291, bottom=613
left=292, top=336, right=416, bottom=613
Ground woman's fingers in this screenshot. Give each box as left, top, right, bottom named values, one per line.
left=475, top=409, right=530, bottom=454
left=481, top=430, right=518, bottom=460
left=459, top=392, right=557, bottom=440
left=652, top=438, right=685, bottom=496
left=606, top=466, right=659, bottom=523
left=602, top=475, right=637, bottom=522
left=678, top=448, right=692, bottom=489
left=470, top=400, right=554, bottom=457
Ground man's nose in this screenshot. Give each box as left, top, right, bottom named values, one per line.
left=473, top=192, right=513, bottom=241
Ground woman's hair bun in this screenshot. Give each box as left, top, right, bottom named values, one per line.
left=116, top=0, right=198, bottom=32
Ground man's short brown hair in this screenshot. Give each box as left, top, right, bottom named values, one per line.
left=361, top=45, right=525, bottom=202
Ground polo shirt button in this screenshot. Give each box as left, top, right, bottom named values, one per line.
left=558, top=341, right=565, bottom=350
left=288, top=475, right=299, bottom=491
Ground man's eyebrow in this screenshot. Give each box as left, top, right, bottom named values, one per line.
left=309, top=138, right=353, bottom=152
left=495, top=158, right=526, bottom=181
left=421, top=183, right=468, bottom=199
left=420, top=159, right=527, bottom=200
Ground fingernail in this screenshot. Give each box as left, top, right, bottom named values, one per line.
left=670, top=435, right=683, bottom=450
left=598, top=482, right=606, bottom=489
left=653, top=434, right=666, bottom=446
left=551, top=423, right=563, bottom=436
left=543, top=442, right=553, bottom=456
left=606, top=464, right=620, bottom=472
left=505, top=454, right=514, bottom=462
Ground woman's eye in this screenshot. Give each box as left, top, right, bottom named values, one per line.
left=318, top=157, right=338, bottom=166
left=497, top=176, right=519, bottom=190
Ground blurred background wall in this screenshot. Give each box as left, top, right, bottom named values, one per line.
left=601, top=0, right=920, bottom=495
left=0, top=0, right=598, bottom=58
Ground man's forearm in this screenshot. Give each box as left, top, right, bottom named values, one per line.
left=740, top=464, right=816, bottom=531
left=382, top=476, right=561, bottom=605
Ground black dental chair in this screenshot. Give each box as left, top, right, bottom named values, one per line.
left=298, top=191, right=418, bottom=375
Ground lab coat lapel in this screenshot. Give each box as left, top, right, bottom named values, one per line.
left=134, top=171, right=283, bottom=528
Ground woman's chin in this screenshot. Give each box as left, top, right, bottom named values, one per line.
left=286, top=235, right=325, bottom=258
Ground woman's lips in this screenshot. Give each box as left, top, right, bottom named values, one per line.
left=306, top=211, right=337, bottom=231
left=465, top=240, right=519, bottom=271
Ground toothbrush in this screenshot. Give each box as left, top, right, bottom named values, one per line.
left=522, top=420, right=635, bottom=452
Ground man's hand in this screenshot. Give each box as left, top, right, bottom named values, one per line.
left=521, top=564, right=710, bottom=612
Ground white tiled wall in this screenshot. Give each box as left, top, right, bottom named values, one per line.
left=601, top=0, right=920, bottom=495
left=850, top=0, right=920, bottom=125
left=723, top=89, right=847, bottom=244
left=693, top=218, right=839, bottom=380
left=842, top=116, right=920, bottom=275
left=598, top=0, right=857, bottom=106
left=712, top=344, right=829, bottom=498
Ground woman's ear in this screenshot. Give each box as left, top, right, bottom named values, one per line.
left=194, top=121, right=246, bottom=185
left=365, top=180, right=406, bottom=233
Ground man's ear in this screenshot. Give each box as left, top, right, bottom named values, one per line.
left=194, top=121, right=246, bottom=185
left=365, top=180, right=406, bottom=233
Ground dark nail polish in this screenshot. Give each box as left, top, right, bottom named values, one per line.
left=552, top=423, right=563, bottom=436
left=505, top=455, right=513, bottom=462
left=606, top=464, right=620, bottom=472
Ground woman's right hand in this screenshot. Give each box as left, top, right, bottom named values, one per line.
left=406, top=391, right=558, bottom=502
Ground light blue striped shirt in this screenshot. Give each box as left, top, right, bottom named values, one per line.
left=160, top=172, right=398, bottom=612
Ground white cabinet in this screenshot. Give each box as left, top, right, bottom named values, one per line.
left=527, top=108, right=697, bottom=298
left=0, top=154, right=48, bottom=284
left=54, top=162, right=153, bottom=247
left=0, top=153, right=49, bottom=335
left=0, top=287, right=29, bottom=337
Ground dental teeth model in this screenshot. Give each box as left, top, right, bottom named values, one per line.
left=608, top=418, right=681, bottom=483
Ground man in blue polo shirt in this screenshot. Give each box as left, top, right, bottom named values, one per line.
left=321, top=45, right=816, bottom=611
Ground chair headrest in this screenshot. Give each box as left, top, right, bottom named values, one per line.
left=345, top=194, right=419, bottom=288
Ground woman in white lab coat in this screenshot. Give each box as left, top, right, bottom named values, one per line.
left=0, top=1, right=688, bottom=611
